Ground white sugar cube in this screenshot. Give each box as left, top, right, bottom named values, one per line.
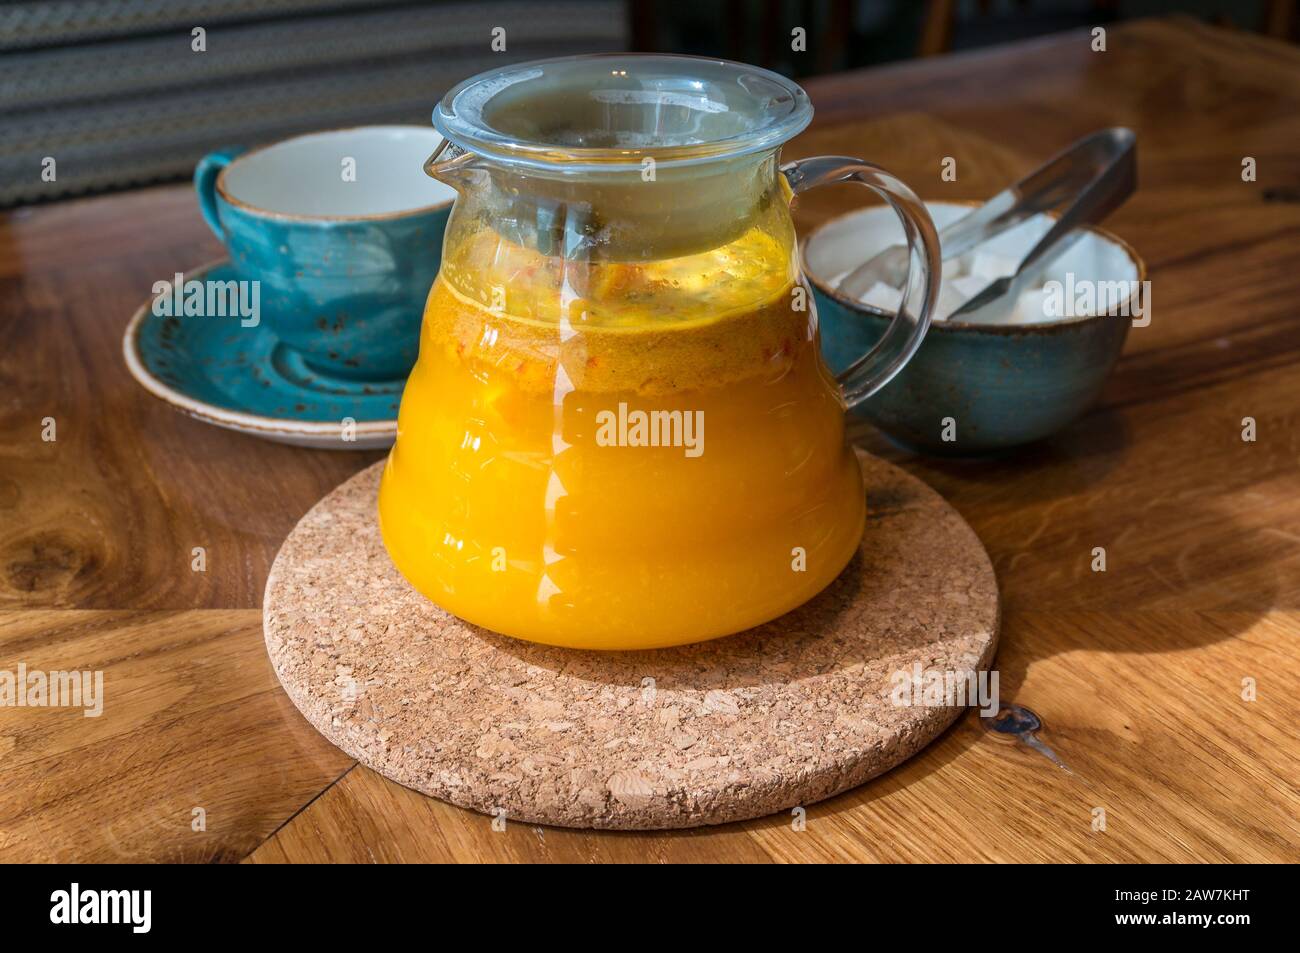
left=931, top=274, right=988, bottom=321
left=960, top=307, right=1016, bottom=327
left=949, top=274, right=989, bottom=299
left=963, top=288, right=1044, bottom=326
left=934, top=281, right=970, bottom=322
left=1013, top=288, right=1053, bottom=324
left=967, top=250, right=1019, bottom=280
left=858, top=281, right=903, bottom=313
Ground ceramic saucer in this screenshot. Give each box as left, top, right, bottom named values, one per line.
left=123, top=260, right=403, bottom=450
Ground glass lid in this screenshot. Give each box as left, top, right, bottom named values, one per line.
left=433, top=53, right=813, bottom=173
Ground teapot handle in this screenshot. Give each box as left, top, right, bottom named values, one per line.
left=781, top=156, right=940, bottom=409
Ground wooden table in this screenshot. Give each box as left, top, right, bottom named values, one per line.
left=2, top=16, right=1297, bottom=863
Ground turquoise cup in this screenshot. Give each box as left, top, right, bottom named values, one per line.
left=194, top=126, right=455, bottom=382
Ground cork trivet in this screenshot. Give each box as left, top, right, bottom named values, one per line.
left=264, top=452, right=998, bottom=830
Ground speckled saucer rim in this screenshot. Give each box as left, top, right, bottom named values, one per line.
left=122, top=258, right=399, bottom=441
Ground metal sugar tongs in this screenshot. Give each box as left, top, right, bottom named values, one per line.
left=837, top=127, right=1137, bottom=319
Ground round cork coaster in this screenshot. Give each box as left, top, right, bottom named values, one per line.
left=264, top=452, right=998, bottom=830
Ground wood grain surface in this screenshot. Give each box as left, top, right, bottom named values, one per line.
left=1, top=16, right=1297, bottom=863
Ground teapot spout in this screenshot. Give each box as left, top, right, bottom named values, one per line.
left=424, top=139, right=478, bottom=190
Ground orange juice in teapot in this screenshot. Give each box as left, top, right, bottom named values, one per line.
left=379, top=55, right=941, bottom=649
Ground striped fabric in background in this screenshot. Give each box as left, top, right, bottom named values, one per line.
left=0, top=0, right=630, bottom=207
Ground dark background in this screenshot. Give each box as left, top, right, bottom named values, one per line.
left=1, top=0, right=1295, bottom=207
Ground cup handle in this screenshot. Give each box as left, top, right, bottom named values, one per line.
left=782, top=156, right=941, bottom=409
left=194, top=147, right=246, bottom=239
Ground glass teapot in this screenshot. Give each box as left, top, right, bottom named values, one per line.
left=379, top=54, right=939, bottom=650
